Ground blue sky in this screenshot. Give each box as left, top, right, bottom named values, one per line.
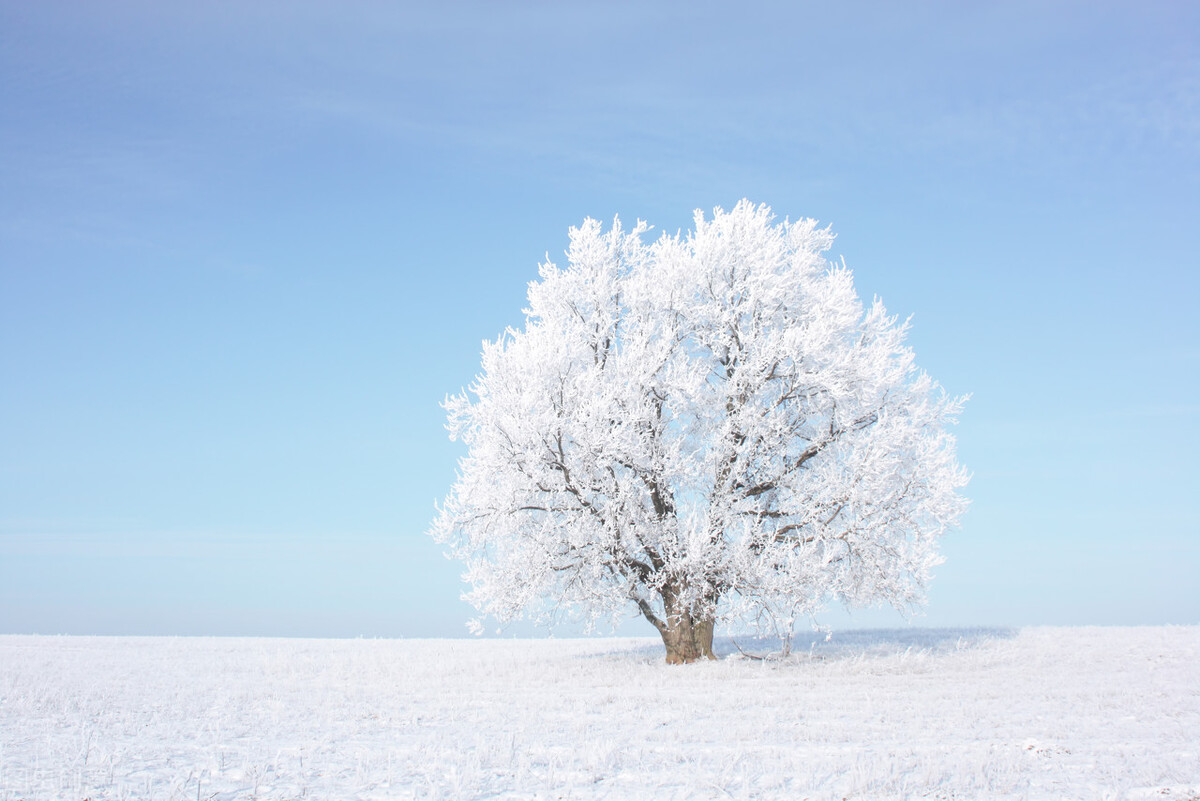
left=2, top=1, right=1197, bottom=637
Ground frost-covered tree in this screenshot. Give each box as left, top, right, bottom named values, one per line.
left=431, top=201, right=969, bottom=663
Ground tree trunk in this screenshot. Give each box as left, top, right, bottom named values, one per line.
left=659, top=610, right=716, bottom=664
left=654, top=580, right=717, bottom=664
left=635, top=580, right=719, bottom=664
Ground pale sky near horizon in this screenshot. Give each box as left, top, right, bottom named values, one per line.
left=2, top=1, right=1197, bottom=637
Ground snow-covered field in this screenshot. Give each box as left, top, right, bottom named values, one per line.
left=1, top=627, right=1197, bottom=800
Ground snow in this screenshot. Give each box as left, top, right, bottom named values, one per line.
left=2, top=626, right=1197, bottom=800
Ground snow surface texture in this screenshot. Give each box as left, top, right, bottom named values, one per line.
left=2, top=627, right=1197, bottom=800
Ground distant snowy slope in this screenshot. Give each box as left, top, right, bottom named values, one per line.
left=1, top=627, right=1197, bottom=800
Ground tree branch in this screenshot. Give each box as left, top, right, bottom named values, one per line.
left=632, top=595, right=667, bottom=634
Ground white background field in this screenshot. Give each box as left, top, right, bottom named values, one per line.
left=2, top=627, right=1197, bottom=800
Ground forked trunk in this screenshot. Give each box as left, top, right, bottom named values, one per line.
left=659, top=610, right=716, bottom=664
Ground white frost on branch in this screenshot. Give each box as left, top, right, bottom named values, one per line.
left=431, top=200, right=969, bottom=640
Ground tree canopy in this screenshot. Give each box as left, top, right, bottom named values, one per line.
left=431, top=201, right=969, bottom=662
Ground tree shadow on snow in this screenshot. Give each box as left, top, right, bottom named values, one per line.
left=715, top=626, right=1018, bottom=662
left=582, top=626, right=1017, bottom=664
